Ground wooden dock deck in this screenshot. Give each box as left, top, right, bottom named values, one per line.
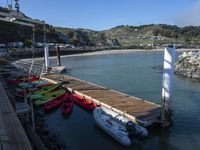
left=0, top=79, right=33, bottom=150
left=42, top=74, right=161, bottom=126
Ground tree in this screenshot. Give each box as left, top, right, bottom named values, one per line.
left=153, top=28, right=160, bottom=36
left=69, top=39, right=79, bottom=46
left=68, top=31, right=74, bottom=38
left=24, top=39, right=32, bottom=47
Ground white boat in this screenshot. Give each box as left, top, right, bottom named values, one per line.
left=101, top=107, right=148, bottom=137
left=93, top=107, right=132, bottom=146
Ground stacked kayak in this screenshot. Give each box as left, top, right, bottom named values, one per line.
left=16, top=83, right=55, bottom=96
left=72, top=94, right=97, bottom=110
left=101, top=107, right=148, bottom=137
left=18, top=79, right=51, bottom=88
left=7, top=74, right=39, bottom=85
left=28, top=85, right=63, bottom=100
left=34, top=89, right=66, bottom=106
left=33, top=82, right=62, bottom=94
left=93, top=107, right=132, bottom=146
left=43, top=93, right=74, bottom=115
left=43, top=93, right=66, bottom=111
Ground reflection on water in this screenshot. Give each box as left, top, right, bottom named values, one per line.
left=44, top=51, right=200, bottom=150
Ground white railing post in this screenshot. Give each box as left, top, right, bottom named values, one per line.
left=44, top=45, right=49, bottom=72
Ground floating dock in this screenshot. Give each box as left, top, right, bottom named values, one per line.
left=42, top=74, right=161, bottom=126
left=0, top=78, right=33, bottom=150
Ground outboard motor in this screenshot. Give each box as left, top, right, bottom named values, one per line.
left=126, top=121, right=136, bottom=135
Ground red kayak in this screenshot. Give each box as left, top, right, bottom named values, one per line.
left=72, top=94, right=97, bottom=110
left=43, top=93, right=66, bottom=111
left=61, top=94, right=73, bottom=115
left=8, top=74, right=39, bottom=85
left=29, top=74, right=39, bottom=81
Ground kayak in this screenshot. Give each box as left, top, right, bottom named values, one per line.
left=43, top=93, right=66, bottom=111
left=72, top=94, right=97, bottom=110
left=15, top=87, right=38, bottom=96
left=61, top=93, right=73, bottom=115
left=93, top=107, right=132, bottom=146
left=16, top=83, right=53, bottom=96
left=7, top=74, right=39, bottom=85
left=18, top=80, right=50, bottom=88
left=33, top=82, right=62, bottom=94
left=101, top=107, right=148, bottom=137
left=29, top=86, right=64, bottom=100
left=35, top=89, right=66, bottom=106
left=27, top=74, right=39, bottom=82
left=8, top=79, right=23, bottom=85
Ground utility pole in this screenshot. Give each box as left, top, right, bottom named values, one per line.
left=161, top=45, right=175, bottom=127
left=57, top=46, right=61, bottom=66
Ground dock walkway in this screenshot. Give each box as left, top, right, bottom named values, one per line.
left=0, top=78, right=33, bottom=150
left=42, top=74, right=161, bottom=126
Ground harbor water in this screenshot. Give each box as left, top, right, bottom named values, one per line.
left=44, top=51, right=200, bottom=150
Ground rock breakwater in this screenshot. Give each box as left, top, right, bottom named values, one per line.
left=175, top=51, right=200, bottom=81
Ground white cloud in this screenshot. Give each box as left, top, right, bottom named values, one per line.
left=175, top=2, right=200, bottom=27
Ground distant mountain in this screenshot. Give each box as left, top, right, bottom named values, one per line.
left=1, top=6, right=200, bottom=49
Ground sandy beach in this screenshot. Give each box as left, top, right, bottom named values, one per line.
left=20, top=48, right=199, bottom=61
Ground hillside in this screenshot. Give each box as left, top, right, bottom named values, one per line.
left=102, top=24, right=200, bottom=48
left=54, top=27, right=120, bottom=47
left=0, top=20, right=67, bottom=44
left=54, top=24, right=200, bottom=49
left=1, top=6, right=200, bottom=49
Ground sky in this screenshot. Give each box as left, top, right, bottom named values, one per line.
left=0, top=0, right=200, bottom=30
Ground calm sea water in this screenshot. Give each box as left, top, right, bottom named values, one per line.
left=44, top=51, right=200, bottom=150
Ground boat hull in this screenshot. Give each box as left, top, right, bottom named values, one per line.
left=93, top=107, right=132, bottom=146
left=101, top=107, right=148, bottom=137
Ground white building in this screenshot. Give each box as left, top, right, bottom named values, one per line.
left=7, top=42, right=23, bottom=48
left=64, top=44, right=75, bottom=48
left=0, top=44, right=6, bottom=48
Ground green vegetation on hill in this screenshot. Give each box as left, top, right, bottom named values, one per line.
left=0, top=21, right=66, bottom=45
left=54, top=27, right=119, bottom=47
left=102, top=24, right=200, bottom=48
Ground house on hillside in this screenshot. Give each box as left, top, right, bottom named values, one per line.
left=0, top=43, right=6, bottom=48
left=7, top=42, right=23, bottom=48
left=36, top=42, right=44, bottom=48
left=65, top=44, right=75, bottom=48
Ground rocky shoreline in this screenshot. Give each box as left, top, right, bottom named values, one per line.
left=175, top=51, right=200, bottom=81
left=34, top=109, right=67, bottom=150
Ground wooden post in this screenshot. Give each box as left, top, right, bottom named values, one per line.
left=57, top=46, right=61, bottom=66
left=161, top=45, right=175, bottom=127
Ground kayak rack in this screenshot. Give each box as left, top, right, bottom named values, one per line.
left=41, top=74, right=161, bottom=127
left=0, top=77, right=33, bottom=150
